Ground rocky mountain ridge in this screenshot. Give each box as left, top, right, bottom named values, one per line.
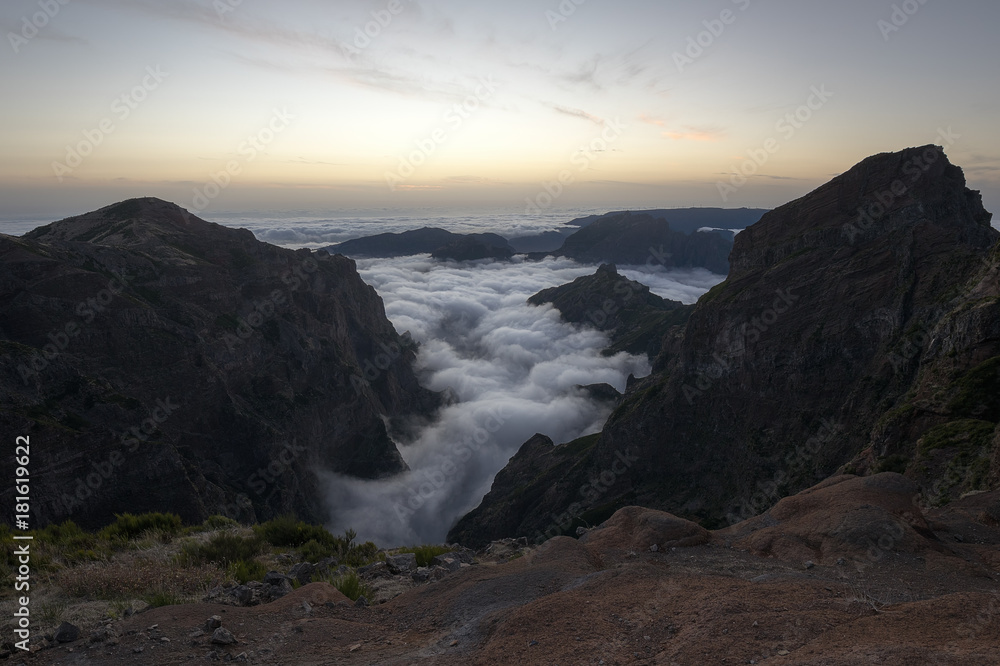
left=450, top=146, right=1000, bottom=547
left=0, top=198, right=439, bottom=528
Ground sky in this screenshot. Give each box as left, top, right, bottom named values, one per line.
left=1, top=0, right=999, bottom=222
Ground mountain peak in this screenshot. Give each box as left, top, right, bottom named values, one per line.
left=23, top=197, right=243, bottom=247
left=729, top=146, right=995, bottom=280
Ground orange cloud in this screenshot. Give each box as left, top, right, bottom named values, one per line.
left=638, top=113, right=665, bottom=126
left=663, top=126, right=725, bottom=142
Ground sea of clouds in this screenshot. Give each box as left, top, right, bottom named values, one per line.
left=320, top=254, right=722, bottom=546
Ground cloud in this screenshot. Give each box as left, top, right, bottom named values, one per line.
left=663, top=126, right=725, bottom=142
left=639, top=113, right=665, bottom=126
left=550, top=104, right=605, bottom=125
left=321, top=255, right=675, bottom=546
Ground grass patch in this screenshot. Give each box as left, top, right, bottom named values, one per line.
left=177, top=532, right=265, bottom=568
left=227, top=559, right=268, bottom=585
left=326, top=572, right=373, bottom=602
left=56, top=558, right=222, bottom=601
left=874, top=454, right=910, bottom=474
left=254, top=517, right=380, bottom=566
left=100, top=512, right=183, bottom=542
left=395, top=545, right=453, bottom=568
left=917, top=420, right=995, bottom=456
left=948, top=356, right=1000, bottom=422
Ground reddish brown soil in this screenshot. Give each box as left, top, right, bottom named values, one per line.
left=24, top=478, right=1000, bottom=665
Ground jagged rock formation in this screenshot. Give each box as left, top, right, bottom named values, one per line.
left=0, top=198, right=439, bottom=528
left=449, top=146, right=999, bottom=547
left=528, top=263, right=692, bottom=357
left=325, top=228, right=512, bottom=260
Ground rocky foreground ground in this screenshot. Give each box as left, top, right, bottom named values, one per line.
left=8, top=473, right=1000, bottom=665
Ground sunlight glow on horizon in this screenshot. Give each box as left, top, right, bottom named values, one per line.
left=1, top=0, right=998, bottom=220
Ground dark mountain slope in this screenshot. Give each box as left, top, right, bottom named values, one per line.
left=528, top=263, right=692, bottom=357
left=0, top=198, right=439, bottom=528
left=449, top=146, right=999, bottom=547
left=326, top=227, right=512, bottom=259
left=553, top=211, right=736, bottom=274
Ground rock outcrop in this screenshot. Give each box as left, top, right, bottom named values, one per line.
left=528, top=263, right=692, bottom=357
left=449, top=146, right=999, bottom=547
left=0, top=198, right=440, bottom=528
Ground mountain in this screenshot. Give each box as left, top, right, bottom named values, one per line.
left=449, top=146, right=1000, bottom=547
left=527, top=263, right=692, bottom=357
left=431, top=236, right=513, bottom=262
left=325, top=228, right=512, bottom=259
left=553, top=211, right=741, bottom=274
left=0, top=198, right=440, bottom=529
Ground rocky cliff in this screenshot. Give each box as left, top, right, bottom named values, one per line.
left=527, top=263, right=692, bottom=357
left=449, top=146, right=1000, bottom=547
left=0, top=198, right=439, bottom=528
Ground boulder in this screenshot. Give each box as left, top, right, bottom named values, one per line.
left=386, top=553, right=417, bottom=574
left=287, top=561, right=315, bottom=586
left=54, top=622, right=80, bottom=643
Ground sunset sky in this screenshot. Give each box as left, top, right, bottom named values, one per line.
left=1, top=0, right=998, bottom=220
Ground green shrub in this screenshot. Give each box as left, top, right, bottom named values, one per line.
left=203, top=515, right=239, bottom=530
left=255, top=515, right=338, bottom=549
left=396, top=545, right=453, bottom=568
left=227, top=559, right=268, bottom=584
left=329, top=572, right=372, bottom=602
left=143, top=589, right=182, bottom=608
left=178, top=532, right=265, bottom=567
left=255, top=517, right=380, bottom=566
left=100, top=512, right=183, bottom=542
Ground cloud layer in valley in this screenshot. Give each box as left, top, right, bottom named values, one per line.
left=322, top=255, right=721, bottom=545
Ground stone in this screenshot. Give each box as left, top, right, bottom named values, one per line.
left=411, top=567, right=431, bottom=583
left=358, top=561, right=388, bottom=578
left=205, top=616, right=223, bottom=631
left=53, top=622, right=80, bottom=643
left=232, top=585, right=253, bottom=606
left=211, top=628, right=237, bottom=646
left=386, top=553, right=417, bottom=574
left=431, top=555, right=462, bottom=572
left=355, top=596, right=369, bottom=608
left=287, top=561, right=315, bottom=586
